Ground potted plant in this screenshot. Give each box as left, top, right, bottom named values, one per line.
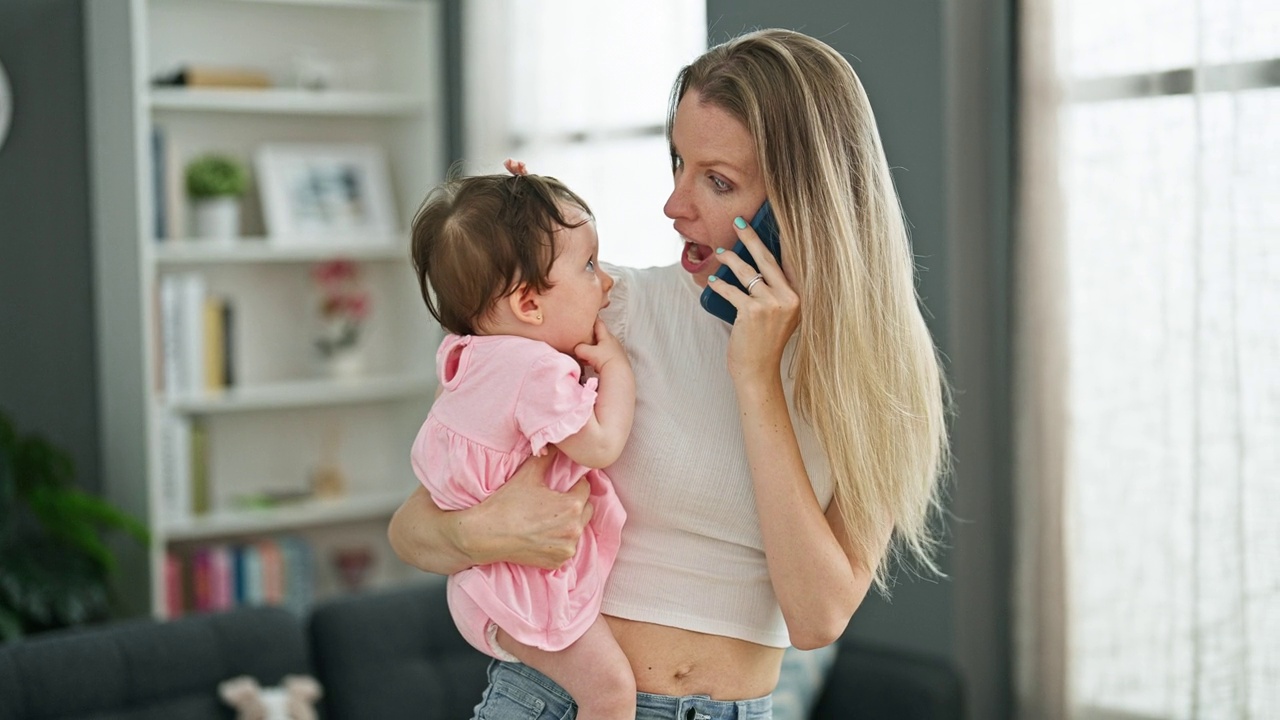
left=186, top=153, right=248, bottom=239
left=0, top=410, right=149, bottom=641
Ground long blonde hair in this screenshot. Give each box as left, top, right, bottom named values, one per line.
left=670, top=29, right=951, bottom=591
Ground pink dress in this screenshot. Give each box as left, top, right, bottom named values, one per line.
left=410, top=334, right=626, bottom=657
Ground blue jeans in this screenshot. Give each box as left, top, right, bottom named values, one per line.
left=472, top=660, right=773, bottom=720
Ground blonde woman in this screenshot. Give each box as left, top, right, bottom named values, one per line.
left=389, top=28, right=949, bottom=720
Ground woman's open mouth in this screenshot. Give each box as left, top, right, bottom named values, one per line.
left=681, top=240, right=715, bottom=274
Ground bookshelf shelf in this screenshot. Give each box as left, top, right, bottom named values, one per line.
left=194, top=0, right=426, bottom=11
left=166, top=373, right=434, bottom=414
left=152, top=237, right=408, bottom=265
left=163, top=490, right=408, bottom=541
left=149, top=88, right=426, bottom=117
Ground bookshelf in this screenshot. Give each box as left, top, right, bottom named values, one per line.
left=86, top=0, right=444, bottom=618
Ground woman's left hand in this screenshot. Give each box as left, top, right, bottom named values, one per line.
left=704, top=217, right=800, bottom=384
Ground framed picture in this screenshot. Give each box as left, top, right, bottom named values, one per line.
left=255, top=143, right=397, bottom=242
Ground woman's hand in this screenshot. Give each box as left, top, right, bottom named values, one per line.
left=466, top=449, right=595, bottom=569
left=388, top=449, right=594, bottom=573
left=703, top=217, right=801, bottom=384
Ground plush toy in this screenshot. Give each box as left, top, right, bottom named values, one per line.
left=218, top=674, right=323, bottom=720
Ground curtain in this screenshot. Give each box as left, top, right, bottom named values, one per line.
left=1012, top=0, right=1069, bottom=717
left=1016, top=1, right=1280, bottom=718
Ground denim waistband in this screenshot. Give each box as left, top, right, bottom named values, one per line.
left=475, top=660, right=772, bottom=720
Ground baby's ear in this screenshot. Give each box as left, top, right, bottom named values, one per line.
left=508, top=284, right=544, bottom=325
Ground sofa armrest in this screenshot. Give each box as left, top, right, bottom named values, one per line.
left=810, top=641, right=964, bottom=720
left=309, top=580, right=490, bottom=720
left=0, top=605, right=309, bottom=720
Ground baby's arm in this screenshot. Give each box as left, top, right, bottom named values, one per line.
left=555, top=319, right=635, bottom=469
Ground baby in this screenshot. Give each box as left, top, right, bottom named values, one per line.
left=408, top=171, right=636, bottom=719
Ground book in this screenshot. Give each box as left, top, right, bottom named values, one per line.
left=277, top=535, right=316, bottom=615
left=151, top=127, right=167, bottom=240
left=164, top=552, right=184, bottom=618
left=258, top=539, right=284, bottom=605
left=189, top=419, right=210, bottom=516
left=221, top=300, right=236, bottom=387
left=154, top=65, right=272, bottom=89
left=203, top=296, right=226, bottom=391
left=159, top=413, right=192, bottom=522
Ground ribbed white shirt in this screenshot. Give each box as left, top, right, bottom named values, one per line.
left=598, top=263, right=833, bottom=648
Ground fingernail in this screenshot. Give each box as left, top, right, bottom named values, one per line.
left=715, top=247, right=724, bottom=255
left=734, top=217, right=747, bottom=229
left=708, top=275, right=718, bottom=282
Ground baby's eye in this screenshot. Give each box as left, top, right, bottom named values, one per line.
left=586, top=259, right=596, bottom=272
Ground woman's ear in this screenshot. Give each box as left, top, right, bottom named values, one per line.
left=507, top=285, right=544, bottom=326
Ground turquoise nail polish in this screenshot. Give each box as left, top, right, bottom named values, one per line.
left=708, top=275, right=718, bottom=282
left=715, top=247, right=724, bottom=255
left=734, top=217, right=747, bottom=229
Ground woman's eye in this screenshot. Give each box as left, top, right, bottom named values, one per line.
left=710, top=175, right=730, bottom=192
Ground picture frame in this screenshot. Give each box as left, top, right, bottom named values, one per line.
left=255, top=143, right=397, bottom=243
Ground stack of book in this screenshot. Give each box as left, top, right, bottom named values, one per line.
left=165, top=535, right=315, bottom=617
left=158, top=272, right=235, bottom=398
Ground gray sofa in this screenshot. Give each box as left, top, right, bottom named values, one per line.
left=0, top=582, right=963, bottom=719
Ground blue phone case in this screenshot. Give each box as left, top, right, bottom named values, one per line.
left=699, top=201, right=783, bottom=324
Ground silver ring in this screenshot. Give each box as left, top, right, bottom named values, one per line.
left=745, top=274, right=765, bottom=295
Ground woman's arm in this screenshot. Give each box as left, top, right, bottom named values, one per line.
left=706, top=219, right=888, bottom=649
left=388, top=451, right=596, bottom=574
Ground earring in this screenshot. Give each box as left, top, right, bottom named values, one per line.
left=536, top=314, right=543, bottom=322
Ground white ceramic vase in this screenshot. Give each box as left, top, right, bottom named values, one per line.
left=321, top=346, right=366, bottom=379
left=192, top=196, right=240, bottom=239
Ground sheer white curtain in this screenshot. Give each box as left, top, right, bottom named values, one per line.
left=1017, top=1, right=1280, bottom=718
left=462, top=0, right=705, bottom=269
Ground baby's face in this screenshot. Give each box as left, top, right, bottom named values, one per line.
left=538, top=203, right=613, bottom=354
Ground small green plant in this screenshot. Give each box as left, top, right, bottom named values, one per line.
left=185, top=153, right=248, bottom=199
left=0, top=410, right=149, bottom=641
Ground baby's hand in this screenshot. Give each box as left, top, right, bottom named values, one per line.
left=504, top=158, right=529, bottom=176
left=574, top=319, right=627, bottom=374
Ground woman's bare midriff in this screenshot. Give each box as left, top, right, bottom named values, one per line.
left=603, top=615, right=784, bottom=700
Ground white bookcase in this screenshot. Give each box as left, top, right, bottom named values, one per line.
left=86, top=0, right=445, bottom=618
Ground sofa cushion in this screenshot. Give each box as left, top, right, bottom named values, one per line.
left=0, top=606, right=309, bottom=720
left=309, top=580, right=490, bottom=720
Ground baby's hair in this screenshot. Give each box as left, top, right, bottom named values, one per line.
left=410, top=173, right=593, bottom=336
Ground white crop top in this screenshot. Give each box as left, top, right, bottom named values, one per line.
left=598, top=263, right=833, bottom=648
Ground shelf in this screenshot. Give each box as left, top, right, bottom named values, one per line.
left=163, top=490, right=408, bottom=541
left=167, top=373, right=433, bottom=414
left=149, top=88, right=426, bottom=116
left=152, top=237, right=408, bottom=265
left=189, top=0, right=428, bottom=11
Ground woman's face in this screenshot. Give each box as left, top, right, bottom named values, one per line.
left=664, top=90, right=767, bottom=288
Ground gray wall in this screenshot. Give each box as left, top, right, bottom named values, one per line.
left=0, top=0, right=100, bottom=494
left=705, top=3, right=1014, bottom=719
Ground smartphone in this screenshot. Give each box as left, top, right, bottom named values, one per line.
left=700, top=200, right=783, bottom=324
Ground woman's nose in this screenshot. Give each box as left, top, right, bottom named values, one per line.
left=663, top=180, right=691, bottom=220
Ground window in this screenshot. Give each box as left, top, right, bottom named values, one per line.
left=463, top=0, right=706, bottom=269
left=1058, top=2, right=1280, bottom=717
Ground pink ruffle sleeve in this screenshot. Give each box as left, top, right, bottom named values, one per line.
left=514, top=352, right=599, bottom=457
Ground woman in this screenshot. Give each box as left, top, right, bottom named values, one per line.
left=390, top=28, right=949, bottom=719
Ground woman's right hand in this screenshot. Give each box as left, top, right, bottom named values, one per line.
left=388, top=449, right=594, bottom=574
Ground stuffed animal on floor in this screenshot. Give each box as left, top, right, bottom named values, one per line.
left=218, top=674, right=323, bottom=720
